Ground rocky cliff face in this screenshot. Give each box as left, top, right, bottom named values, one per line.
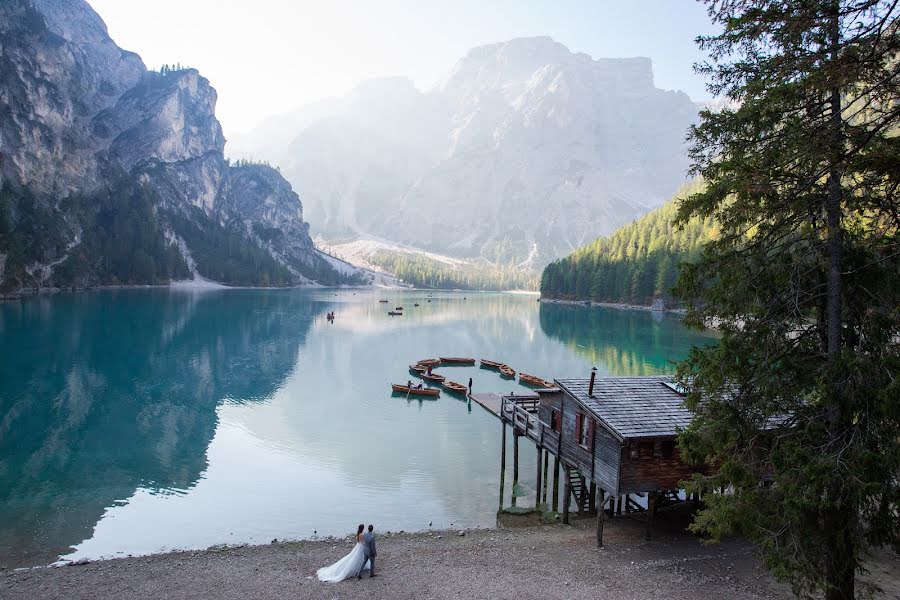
left=0, top=0, right=350, bottom=293
left=234, top=37, right=698, bottom=267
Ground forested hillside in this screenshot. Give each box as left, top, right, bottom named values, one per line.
left=540, top=180, right=715, bottom=305
left=370, top=250, right=539, bottom=291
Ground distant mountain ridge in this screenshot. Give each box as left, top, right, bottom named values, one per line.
left=234, top=36, right=699, bottom=267
left=0, top=0, right=358, bottom=294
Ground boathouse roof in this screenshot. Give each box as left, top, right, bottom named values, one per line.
left=554, top=376, right=692, bottom=440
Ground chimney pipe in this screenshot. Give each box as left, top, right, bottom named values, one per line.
left=588, top=367, right=597, bottom=397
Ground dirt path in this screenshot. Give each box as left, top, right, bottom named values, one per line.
left=3, top=515, right=897, bottom=600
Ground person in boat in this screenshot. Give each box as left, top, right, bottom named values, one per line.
left=407, top=380, right=413, bottom=388
left=427, top=365, right=433, bottom=375
left=416, top=383, right=424, bottom=389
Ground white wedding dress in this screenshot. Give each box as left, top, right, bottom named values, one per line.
left=316, top=541, right=371, bottom=582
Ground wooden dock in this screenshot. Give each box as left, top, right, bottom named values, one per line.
left=468, top=391, right=539, bottom=418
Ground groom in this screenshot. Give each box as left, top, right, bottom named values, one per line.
left=358, top=524, right=377, bottom=578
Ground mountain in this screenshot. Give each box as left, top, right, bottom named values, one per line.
left=234, top=37, right=699, bottom=267
left=0, top=0, right=358, bottom=294
left=539, top=179, right=716, bottom=306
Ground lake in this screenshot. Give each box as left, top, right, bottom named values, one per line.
left=0, top=288, right=716, bottom=568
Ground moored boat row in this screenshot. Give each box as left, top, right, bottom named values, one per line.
left=518, top=372, right=554, bottom=388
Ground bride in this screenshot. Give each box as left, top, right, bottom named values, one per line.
left=316, top=524, right=371, bottom=582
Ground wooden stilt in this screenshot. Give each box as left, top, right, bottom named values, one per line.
left=609, top=494, right=616, bottom=517
left=588, top=482, right=597, bottom=515
left=511, top=432, right=519, bottom=507
left=646, top=491, right=657, bottom=540
left=499, top=421, right=506, bottom=510
left=551, top=457, right=560, bottom=513
left=596, top=489, right=606, bottom=547
left=562, top=466, right=571, bottom=524
left=541, top=449, right=549, bottom=504
left=535, top=445, right=543, bottom=509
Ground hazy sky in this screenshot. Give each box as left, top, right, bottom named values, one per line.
left=87, top=0, right=718, bottom=138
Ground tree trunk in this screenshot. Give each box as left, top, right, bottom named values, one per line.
left=823, top=5, right=852, bottom=599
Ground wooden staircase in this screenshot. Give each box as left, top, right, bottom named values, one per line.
left=567, top=468, right=592, bottom=514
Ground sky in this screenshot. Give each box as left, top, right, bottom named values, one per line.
left=87, top=0, right=719, bottom=138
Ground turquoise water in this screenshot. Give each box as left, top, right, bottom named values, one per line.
left=0, top=289, right=715, bottom=567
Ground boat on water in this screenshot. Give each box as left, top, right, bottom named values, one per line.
left=414, top=303, right=420, bottom=307
left=421, top=372, right=446, bottom=383
left=388, top=311, right=403, bottom=316
left=441, top=380, right=468, bottom=395
left=379, top=300, right=389, bottom=303
left=499, top=364, right=516, bottom=378
left=480, top=359, right=503, bottom=370
left=395, top=306, right=403, bottom=310
left=417, top=358, right=441, bottom=367
left=519, top=372, right=553, bottom=388
left=391, top=384, right=440, bottom=397
left=409, top=364, right=427, bottom=375
left=440, top=357, right=476, bottom=365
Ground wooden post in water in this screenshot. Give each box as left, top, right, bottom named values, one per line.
left=596, top=489, right=606, bottom=547
left=562, top=466, right=571, bottom=524
left=551, top=457, right=560, bottom=513
left=499, top=421, right=507, bottom=510
left=541, top=449, right=549, bottom=505
left=511, top=431, right=519, bottom=507
left=535, top=445, right=542, bottom=509
left=646, top=491, right=657, bottom=540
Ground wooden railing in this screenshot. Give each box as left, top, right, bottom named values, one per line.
left=501, top=396, right=553, bottom=445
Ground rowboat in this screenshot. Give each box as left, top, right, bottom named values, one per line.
left=499, top=364, right=516, bottom=379
left=388, top=311, right=402, bottom=316
left=480, top=359, right=503, bottom=370
left=409, top=364, right=427, bottom=375
left=379, top=300, right=389, bottom=303
left=392, top=384, right=439, bottom=396
left=395, top=306, right=403, bottom=310
left=421, top=372, right=446, bottom=383
left=414, top=303, right=420, bottom=307
left=416, top=358, right=441, bottom=367
left=519, top=372, right=553, bottom=388
left=440, top=357, right=476, bottom=365
left=441, top=380, right=468, bottom=395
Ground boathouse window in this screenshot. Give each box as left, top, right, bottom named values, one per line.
left=550, top=408, right=561, bottom=433
left=661, top=440, right=676, bottom=459
left=640, top=441, right=654, bottom=458
left=575, top=413, right=593, bottom=448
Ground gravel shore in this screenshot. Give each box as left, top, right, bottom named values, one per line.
left=3, top=515, right=897, bottom=600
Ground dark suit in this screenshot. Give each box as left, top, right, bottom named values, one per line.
left=362, top=531, right=376, bottom=575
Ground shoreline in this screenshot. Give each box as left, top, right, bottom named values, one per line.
left=5, top=517, right=896, bottom=599
left=0, top=518, right=791, bottom=599
left=538, top=296, right=687, bottom=314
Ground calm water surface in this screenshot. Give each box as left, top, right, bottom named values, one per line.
left=0, top=289, right=715, bottom=567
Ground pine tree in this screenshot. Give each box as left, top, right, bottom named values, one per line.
left=675, top=3, right=900, bottom=599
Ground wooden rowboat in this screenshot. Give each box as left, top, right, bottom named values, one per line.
left=379, top=300, right=389, bottom=303
left=441, top=380, right=468, bottom=395
left=440, top=357, right=476, bottom=365
left=499, top=364, right=516, bottom=378
left=421, top=372, right=446, bottom=383
left=480, top=359, right=503, bottom=370
left=519, top=372, right=553, bottom=388
left=392, top=384, right=439, bottom=396
left=388, top=311, right=402, bottom=316
left=416, top=358, right=441, bottom=367
left=409, top=364, right=427, bottom=375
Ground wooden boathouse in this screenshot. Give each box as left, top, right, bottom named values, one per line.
left=475, top=370, right=707, bottom=546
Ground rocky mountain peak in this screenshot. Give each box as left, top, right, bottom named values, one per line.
left=0, top=0, right=355, bottom=293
